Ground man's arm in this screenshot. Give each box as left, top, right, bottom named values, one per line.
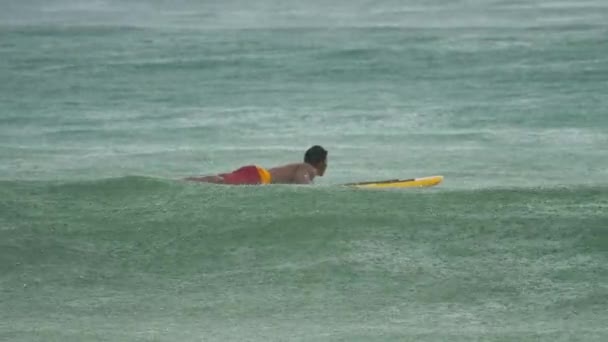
left=293, top=164, right=315, bottom=184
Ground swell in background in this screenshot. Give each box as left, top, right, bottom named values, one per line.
left=1, top=0, right=607, bottom=188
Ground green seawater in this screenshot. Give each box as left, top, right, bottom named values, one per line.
left=1, top=0, right=607, bottom=341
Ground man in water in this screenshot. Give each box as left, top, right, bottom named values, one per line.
left=184, top=145, right=328, bottom=185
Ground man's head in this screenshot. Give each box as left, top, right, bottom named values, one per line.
left=304, top=145, right=328, bottom=176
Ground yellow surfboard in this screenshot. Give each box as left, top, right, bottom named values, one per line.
left=343, top=175, right=443, bottom=189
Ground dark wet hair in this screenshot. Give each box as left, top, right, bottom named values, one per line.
left=304, top=145, right=327, bottom=165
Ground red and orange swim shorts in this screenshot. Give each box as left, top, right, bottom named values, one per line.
left=219, top=165, right=271, bottom=185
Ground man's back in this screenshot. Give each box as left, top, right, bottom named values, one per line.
left=268, top=163, right=317, bottom=184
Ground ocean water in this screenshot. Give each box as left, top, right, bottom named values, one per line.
left=1, top=0, right=607, bottom=341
